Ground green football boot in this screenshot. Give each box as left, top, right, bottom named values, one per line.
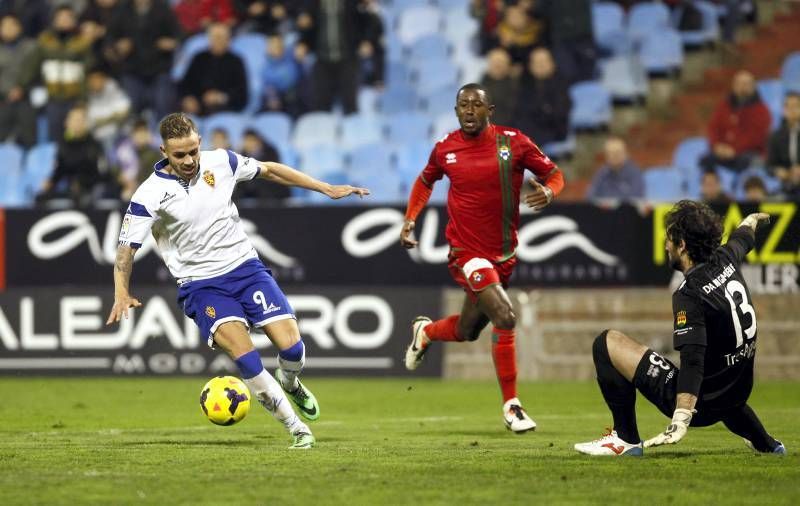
left=275, top=369, right=320, bottom=421
left=289, top=431, right=315, bottom=449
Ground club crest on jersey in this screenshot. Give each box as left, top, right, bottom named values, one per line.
left=498, top=145, right=511, bottom=161
left=446, top=153, right=457, bottom=164
left=205, top=306, right=216, bottom=319
left=472, top=272, right=482, bottom=283
left=676, top=310, right=687, bottom=327
left=202, top=170, right=215, bottom=187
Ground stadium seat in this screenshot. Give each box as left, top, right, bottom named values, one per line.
left=386, top=61, right=413, bottom=91
left=0, top=143, right=25, bottom=207
left=298, top=145, right=345, bottom=178
left=396, top=141, right=433, bottom=183
left=627, top=2, right=671, bottom=43
left=756, top=79, right=785, bottom=131
left=437, top=0, right=468, bottom=9
left=251, top=112, right=292, bottom=148
left=411, top=59, right=460, bottom=95
left=231, top=33, right=268, bottom=114
left=542, top=133, right=577, bottom=161
left=340, top=114, right=385, bottom=149
left=592, top=2, right=629, bottom=56
left=443, top=6, right=478, bottom=47
left=398, top=6, right=443, bottom=45
left=639, top=29, right=684, bottom=76
left=203, top=112, right=249, bottom=148
left=378, top=88, right=417, bottom=115
left=644, top=166, right=684, bottom=202
left=357, top=87, right=380, bottom=115
left=386, top=112, right=433, bottom=144
left=600, top=56, right=648, bottom=102
left=781, top=51, right=800, bottom=93
left=171, top=33, right=208, bottom=81
left=22, top=142, right=57, bottom=201
left=569, top=80, right=612, bottom=130
left=734, top=167, right=782, bottom=199
left=677, top=0, right=721, bottom=48
left=421, top=87, right=459, bottom=116
left=348, top=168, right=403, bottom=204
left=347, top=143, right=396, bottom=174
left=407, top=34, right=451, bottom=62
left=431, top=111, right=459, bottom=141
left=292, top=112, right=340, bottom=150
left=715, top=166, right=738, bottom=194
left=672, top=136, right=708, bottom=185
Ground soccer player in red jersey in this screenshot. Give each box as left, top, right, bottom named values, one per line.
left=400, top=83, right=565, bottom=433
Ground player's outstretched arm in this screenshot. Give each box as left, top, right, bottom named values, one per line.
left=106, top=245, right=142, bottom=325
left=258, top=161, right=369, bottom=199
left=739, top=212, right=770, bottom=232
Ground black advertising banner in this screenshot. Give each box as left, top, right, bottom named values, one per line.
left=3, top=203, right=800, bottom=288
left=0, top=286, right=443, bottom=376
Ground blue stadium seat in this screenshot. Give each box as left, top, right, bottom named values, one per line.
left=600, top=56, right=648, bottom=102
left=378, top=88, right=417, bottom=115
left=757, top=79, right=785, bottom=131
left=639, top=29, right=684, bottom=76
left=22, top=142, right=57, bottom=201
left=411, top=59, right=460, bottom=95
left=298, top=145, right=345, bottom=178
left=0, top=143, right=25, bottom=207
left=735, top=167, right=782, bottom=199
left=251, top=112, right=292, bottom=148
left=592, top=2, right=629, bottom=56
left=421, top=87, right=458, bottom=116
left=348, top=168, right=404, bottom=204
left=432, top=111, right=458, bottom=141
left=569, top=81, right=612, bottom=130
left=292, top=112, right=340, bottom=150
left=429, top=179, right=449, bottom=204
left=542, top=133, right=576, bottom=161
left=628, top=2, right=671, bottom=43
left=231, top=33, right=268, bottom=114
left=386, top=112, right=433, bottom=144
left=203, top=112, right=249, bottom=148
left=672, top=136, right=708, bottom=185
left=398, top=6, right=443, bottom=45
left=781, top=51, right=800, bottom=93
left=677, top=0, right=721, bottom=48
left=386, top=61, right=413, bottom=91
left=644, top=166, right=684, bottom=202
left=358, top=87, right=380, bottom=115
left=171, top=33, right=208, bottom=81
left=347, top=143, right=395, bottom=173
left=715, top=166, right=738, bottom=194
left=407, top=34, right=451, bottom=61
left=437, top=0, right=468, bottom=9
left=443, top=6, right=478, bottom=47
left=340, top=114, right=385, bottom=149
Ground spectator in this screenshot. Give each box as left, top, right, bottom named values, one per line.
left=781, top=166, right=800, bottom=201
left=234, top=128, right=290, bottom=203
left=514, top=47, right=571, bottom=147
left=586, top=137, right=644, bottom=201
left=38, top=105, right=109, bottom=207
left=173, top=0, right=204, bottom=35
left=260, top=34, right=302, bottom=115
left=358, top=0, right=385, bottom=88
left=115, top=118, right=161, bottom=200
left=86, top=65, right=131, bottom=152
left=494, top=4, right=543, bottom=66
left=480, top=47, right=518, bottom=127
left=0, top=0, right=49, bottom=38
left=209, top=128, right=231, bottom=150
left=17, top=5, right=93, bottom=142
left=742, top=175, right=767, bottom=202
left=295, top=0, right=372, bottom=114
left=700, top=170, right=732, bottom=205
left=234, top=0, right=290, bottom=35
left=80, top=0, right=122, bottom=64
left=198, top=0, right=238, bottom=30
left=536, top=0, right=596, bottom=84
left=179, top=22, right=248, bottom=116
left=766, top=93, right=800, bottom=192
left=106, top=0, right=180, bottom=121
left=701, top=70, right=771, bottom=174
left=0, top=13, right=37, bottom=147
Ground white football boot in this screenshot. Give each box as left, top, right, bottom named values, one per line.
left=574, top=429, right=643, bottom=456
left=503, top=397, right=537, bottom=433
left=404, top=316, right=432, bottom=370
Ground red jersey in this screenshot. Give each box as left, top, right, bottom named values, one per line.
left=420, top=124, right=557, bottom=262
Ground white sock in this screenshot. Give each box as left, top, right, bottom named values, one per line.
left=277, top=347, right=305, bottom=391
left=244, top=369, right=309, bottom=435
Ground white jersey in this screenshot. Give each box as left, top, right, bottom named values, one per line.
left=119, top=149, right=261, bottom=283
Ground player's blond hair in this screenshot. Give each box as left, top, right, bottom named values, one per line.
left=159, top=113, right=199, bottom=142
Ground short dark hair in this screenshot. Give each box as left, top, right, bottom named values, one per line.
left=456, top=83, right=493, bottom=105
left=743, top=175, right=766, bottom=192
left=158, top=113, right=198, bottom=142
left=665, top=200, right=723, bottom=264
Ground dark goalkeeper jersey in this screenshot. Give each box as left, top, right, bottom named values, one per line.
left=671, top=227, right=758, bottom=410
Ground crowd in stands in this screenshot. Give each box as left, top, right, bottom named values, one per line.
left=0, top=0, right=796, bottom=208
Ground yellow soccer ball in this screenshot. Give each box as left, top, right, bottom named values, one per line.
left=199, top=376, right=251, bottom=426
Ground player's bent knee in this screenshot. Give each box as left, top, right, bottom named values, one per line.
left=592, top=330, right=611, bottom=362
left=492, top=308, right=516, bottom=330
left=213, top=321, right=254, bottom=357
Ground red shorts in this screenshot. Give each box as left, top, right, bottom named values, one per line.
left=448, top=250, right=517, bottom=302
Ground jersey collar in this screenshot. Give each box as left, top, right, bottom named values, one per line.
left=153, top=158, right=200, bottom=183
left=459, top=123, right=495, bottom=144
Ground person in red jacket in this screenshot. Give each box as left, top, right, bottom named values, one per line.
left=399, top=83, right=565, bottom=434
left=701, top=70, right=771, bottom=174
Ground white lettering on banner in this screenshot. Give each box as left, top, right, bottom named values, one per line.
left=288, top=295, right=337, bottom=349
left=113, top=354, right=146, bottom=373
left=61, top=296, right=131, bottom=349
left=26, top=211, right=295, bottom=269
left=0, top=308, right=18, bottom=350
left=21, top=298, right=57, bottom=350
left=334, top=296, right=393, bottom=349
left=341, top=208, right=618, bottom=265
left=129, top=296, right=195, bottom=349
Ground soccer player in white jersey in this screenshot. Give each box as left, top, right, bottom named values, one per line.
left=105, top=113, right=369, bottom=449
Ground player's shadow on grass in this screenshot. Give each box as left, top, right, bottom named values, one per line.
left=118, top=440, right=256, bottom=447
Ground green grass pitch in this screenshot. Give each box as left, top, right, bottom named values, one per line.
left=1, top=378, right=798, bottom=505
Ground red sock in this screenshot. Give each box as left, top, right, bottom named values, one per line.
left=424, top=315, right=462, bottom=342
left=492, top=327, right=517, bottom=402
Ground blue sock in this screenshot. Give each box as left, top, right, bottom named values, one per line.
left=278, top=340, right=305, bottom=389
left=235, top=350, right=265, bottom=379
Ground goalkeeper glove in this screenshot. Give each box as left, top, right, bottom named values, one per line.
left=644, top=408, right=694, bottom=448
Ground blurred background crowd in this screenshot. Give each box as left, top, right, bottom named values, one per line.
left=0, top=0, right=798, bottom=208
